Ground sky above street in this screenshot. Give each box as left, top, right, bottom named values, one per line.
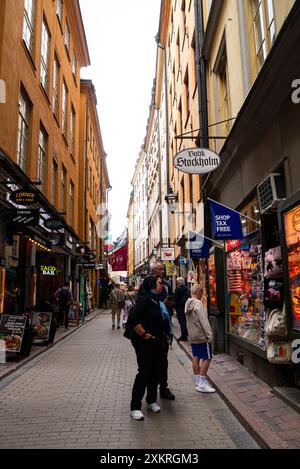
left=80, top=0, right=161, bottom=242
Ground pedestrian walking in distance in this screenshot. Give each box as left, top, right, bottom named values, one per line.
left=55, top=281, right=73, bottom=331
left=137, top=261, right=175, bottom=401
left=129, top=276, right=171, bottom=420
left=185, top=284, right=216, bottom=393
left=174, top=277, right=190, bottom=341
left=110, top=283, right=125, bottom=329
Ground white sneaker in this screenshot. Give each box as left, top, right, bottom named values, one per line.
left=147, top=402, right=161, bottom=413
left=195, top=382, right=216, bottom=393
left=130, top=410, right=144, bottom=420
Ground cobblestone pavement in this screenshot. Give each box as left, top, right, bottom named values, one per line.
left=172, top=320, right=300, bottom=449
left=0, top=310, right=259, bottom=449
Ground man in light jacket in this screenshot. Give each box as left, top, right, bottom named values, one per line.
left=185, top=284, right=216, bottom=393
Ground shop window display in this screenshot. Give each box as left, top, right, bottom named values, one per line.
left=227, top=238, right=265, bottom=348
left=208, top=254, right=217, bottom=307
left=283, top=204, right=300, bottom=331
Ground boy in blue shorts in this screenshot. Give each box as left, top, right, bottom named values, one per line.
left=184, top=284, right=216, bottom=393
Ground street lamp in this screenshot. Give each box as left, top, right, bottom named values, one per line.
left=165, top=186, right=196, bottom=222
left=165, top=186, right=178, bottom=213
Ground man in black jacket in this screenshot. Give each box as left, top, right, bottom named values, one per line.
left=174, top=277, right=190, bottom=341
left=136, top=261, right=175, bottom=401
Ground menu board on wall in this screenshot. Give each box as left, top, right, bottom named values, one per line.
left=0, top=314, right=26, bottom=352
left=32, top=312, right=53, bottom=341
left=283, top=203, right=300, bottom=331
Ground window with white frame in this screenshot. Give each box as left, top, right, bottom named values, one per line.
left=17, top=89, right=31, bottom=172
left=23, top=0, right=35, bottom=55
left=56, top=0, right=63, bottom=25
left=70, top=105, right=75, bottom=156
left=53, top=54, right=60, bottom=116
left=61, top=165, right=66, bottom=210
left=65, top=20, right=70, bottom=54
left=72, top=52, right=77, bottom=79
left=252, top=0, right=276, bottom=71
left=69, top=180, right=74, bottom=225
left=52, top=159, right=58, bottom=206
left=62, top=79, right=68, bottom=137
left=38, top=126, right=47, bottom=193
left=40, top=19, right=50, bottom=91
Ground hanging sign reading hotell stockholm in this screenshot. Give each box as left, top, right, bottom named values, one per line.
left=173, top=148, right=220, bottom=174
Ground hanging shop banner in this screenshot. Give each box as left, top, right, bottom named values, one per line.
left=44, top=217, right=64, bottom=230
left=6, top=208, right=40, bottom=226
left=161, top=247, right=175, bottom=261
left=108, top=244, right=128, bottom=271
left=48, top=232, right=65, bottom=247
left=0, top=315, right=26, bottom=352
left=187, top=231, right=210, bottom=259
left=165, top=261, right=177, bottom=276
left=173, top=147, right=220, bottom=174
left=210, top=200, right=243, bottom=240
left=32, top=312, right=53, bottom=341
left=10, top=188, right=38, bottom=205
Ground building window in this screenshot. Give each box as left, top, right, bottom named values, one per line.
left=40, top=19, right=50, bottom=92
left=61, top=165, right=66, bottom=210
left=38, top=126, right=47, bottom=194
left=266, top=0, right=276, bottom=44
left=52, top=159, right=58, bottom=206
left=252, top=0, right=267, bottom=70
left=17, top=89, right=31, bottom=172
left=252, top=0, right=276, bottom=71
left=56, top=0, right=63, bottom=25
left=52, top=54, right=60, bottom=116
left=213, top=35, right=231, bottom=133
left=65, top=20, right=70, bottom=54
left=69, top=180, right=74, bottom=225
left=62, top=79, right=68, bottom=137
left=72, top=53, right=77, bottom=79
left=183, top=67, right=189, bottom=125
left=70, top=105, right=75, bottom=156
left=23, top=0, right=35, bottom=55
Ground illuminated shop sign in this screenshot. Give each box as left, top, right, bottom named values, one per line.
left=10, top=188, right=38, bottom=205
left=40, top=265, right=58, bottom=276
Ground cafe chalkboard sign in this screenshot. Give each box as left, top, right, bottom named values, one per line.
left=0, top=314, right=26, bottom=352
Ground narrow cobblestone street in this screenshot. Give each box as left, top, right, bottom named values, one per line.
left=0, top=311, right=259, bottom=449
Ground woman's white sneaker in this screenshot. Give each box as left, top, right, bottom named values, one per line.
left=195, top=382, right=216, bottom=393
left=147, top=402, right=161, bottom=413
left=130, top=410, right=144, bottom=420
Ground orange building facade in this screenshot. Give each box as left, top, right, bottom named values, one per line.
left=0, top=0, right=109, bottom=313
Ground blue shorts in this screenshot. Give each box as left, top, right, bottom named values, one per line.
left=191, top=343, right=213, bottom=360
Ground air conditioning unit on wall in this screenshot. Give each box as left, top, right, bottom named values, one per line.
left=257, top=173, right=286, bottom=214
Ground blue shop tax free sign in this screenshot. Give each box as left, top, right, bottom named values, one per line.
left=210, top=200, right=243, bottom=240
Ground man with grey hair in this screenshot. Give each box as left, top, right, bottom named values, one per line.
left=184, top=284, right=215, bottom=393
left=174, top=277, right=189, bottom=341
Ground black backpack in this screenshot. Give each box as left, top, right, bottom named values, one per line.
left=59, top=288, right=69, bottom=306
left=123, top=305, right=136, bottom=339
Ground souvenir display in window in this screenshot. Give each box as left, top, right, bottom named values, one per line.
left=227, top=240, right=265, bottom=348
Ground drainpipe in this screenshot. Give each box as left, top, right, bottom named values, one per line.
left=194, top=0, right=208, bottom=150
left=84, top=97, right=89, bottom=244
left=157, top=41, right=171, bottom=247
